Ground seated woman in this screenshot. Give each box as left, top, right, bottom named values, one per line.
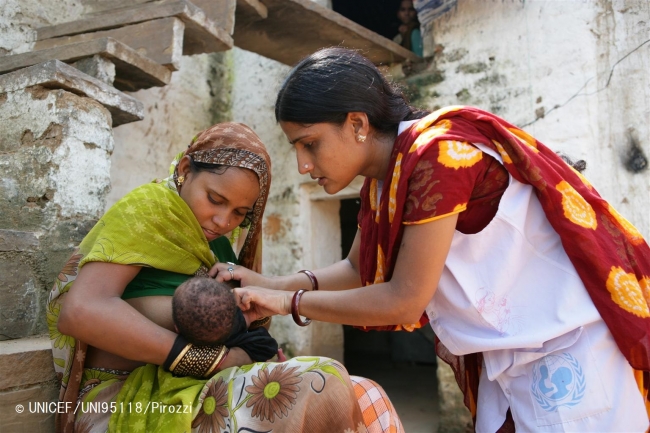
left=48, top=123, right=403, bottom=432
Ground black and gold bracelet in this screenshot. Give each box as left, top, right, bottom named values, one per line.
left=165, top=335, right=229, bottom=378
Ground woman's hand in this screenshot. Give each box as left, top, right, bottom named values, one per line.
left=209, top=262, right=272, bottom=287
left=233, top=286, right=293, bottom=322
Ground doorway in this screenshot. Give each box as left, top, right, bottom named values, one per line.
left=339, top=197, right=440, bottom=432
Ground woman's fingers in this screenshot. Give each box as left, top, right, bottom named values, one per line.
left=234, top=287, right=292, bottom=317
left=234, top=288, right=251, bottom=310
left=209, top=262, right=239, bottom=282
left=208, top=262, right=225, bottom=278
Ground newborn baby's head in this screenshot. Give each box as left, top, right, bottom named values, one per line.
left=172, top=277, right=237, bottom=346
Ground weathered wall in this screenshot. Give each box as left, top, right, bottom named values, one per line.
left=0, top=0, right=84, bottom=55
left=0, top=87, right=113, bottom=341
left=0, top=87, right=113, bottom=432
left=230, top=48, right=312, bottom=356
left=106, top=52, right=233, bottom=206
left=229, top=0, right=343, bottom=360
left=411, top=0, right=649, bottom=236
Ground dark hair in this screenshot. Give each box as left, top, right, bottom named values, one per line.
left=172, top=277, right=237, bottom=346
left=275, top=47, right=428, bottom=135
left=557, top=153, right=587, bottom=173
left=188, top=157, right=230, bottom=176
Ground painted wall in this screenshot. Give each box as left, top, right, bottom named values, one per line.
left=410, top=0, right=649, bottom=236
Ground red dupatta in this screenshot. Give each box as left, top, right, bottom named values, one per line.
left=357, top=106, right=650, bottom=422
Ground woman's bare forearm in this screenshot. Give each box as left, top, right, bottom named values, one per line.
left=267, top=230, right=363, bottom=292
left=267, top=258, right=362, bottom=291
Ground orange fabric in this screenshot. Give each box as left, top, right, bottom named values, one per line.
left=401, top=137, right=508, bottom=232
left=351, top=376, right=404, bottom=433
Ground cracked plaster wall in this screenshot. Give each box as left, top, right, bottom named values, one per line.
left=411, top=0, right=649, bottom=237
left=107, top=53, right=233, bottom=206
left=0, top=87, right=113, bottom=340
left=0, top=0, right=84, bottom=55
left=230, top=47, right=316, bottom=358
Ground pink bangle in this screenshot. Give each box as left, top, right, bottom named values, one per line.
left=298, top=269, right=319, bottom=291
left=291, top=289, right=312, bottom=326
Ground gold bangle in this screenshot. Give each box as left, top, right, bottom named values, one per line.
left=169, top=343, right=192, bottom=372
left=171, top=344, right=223, bottom=377
left=204, top=345, right=229, bottom=378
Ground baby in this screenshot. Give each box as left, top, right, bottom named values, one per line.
left=172, top=277, right=243, bottom=346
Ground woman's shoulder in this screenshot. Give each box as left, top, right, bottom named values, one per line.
left=108, top=181, right=181, bottom=212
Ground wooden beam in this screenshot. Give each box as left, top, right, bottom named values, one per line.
left=0, top=37, right=171, bottom=92
left=234, top=0, right=421, bottom=66
left=37, top=0, right=233, bottom=55
left=236, top=0, right=268, bottom=21
left=79, top=0, right=236, bottom=37
left=191, top=0, right=236, bottom=35
left=0, top=60, right=144, bottom=126
left=35, top=18, right=185, bottom=71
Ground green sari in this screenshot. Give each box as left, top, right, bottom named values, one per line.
left=48, top=181, right=369, bottom=433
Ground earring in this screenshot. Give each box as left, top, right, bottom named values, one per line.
left=177, top=176, right=185, bottom=185
left=356, top=134, right=367, bottom=143
left=304, top=164, right=309, bottom=169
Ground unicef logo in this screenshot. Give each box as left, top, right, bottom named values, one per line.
left=531, top=353, right=586, bottom=412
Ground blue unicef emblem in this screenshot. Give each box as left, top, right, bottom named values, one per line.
left=530, top=353, right=586, bottom=412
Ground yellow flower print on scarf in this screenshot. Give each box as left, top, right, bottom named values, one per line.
left=556, top=181, right=597, bottom=229
left=641, top=277, right=650, bottom=302
left=388, top=153, right=403, bottom=223
left=453, top=203, right=467, bottom=213
left=410, top=120, right=452, bottom=153
left=508, top=127, right=539, bottom=153
left=491, top=140, right=513, bottom=164
left=606, top=266, right=650, bottom=318
left=373, top=244, right=385, bottom=284
left=415, top=106, right=464, bottom=133
left=608, top=203, right=645, bottom=245
left=438, top=140, right=483, bottom=169
left=571, top=166, right=593, bottom=190
left=369, top=178, right=380, bottom=223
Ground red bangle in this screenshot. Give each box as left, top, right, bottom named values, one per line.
left=298, top=269, right=319, bottom=291
left=215, top=347, right=230, bottom=371
left=291, top=289, right=312, bottom=326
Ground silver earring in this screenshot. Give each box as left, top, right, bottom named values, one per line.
left=356, top=134, right=367, bottom=143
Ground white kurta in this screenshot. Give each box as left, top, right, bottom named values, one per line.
left=422, top=143, right=648, bottom=432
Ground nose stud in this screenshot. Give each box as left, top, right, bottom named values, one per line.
left=304, top=164, right=309, bottom=169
